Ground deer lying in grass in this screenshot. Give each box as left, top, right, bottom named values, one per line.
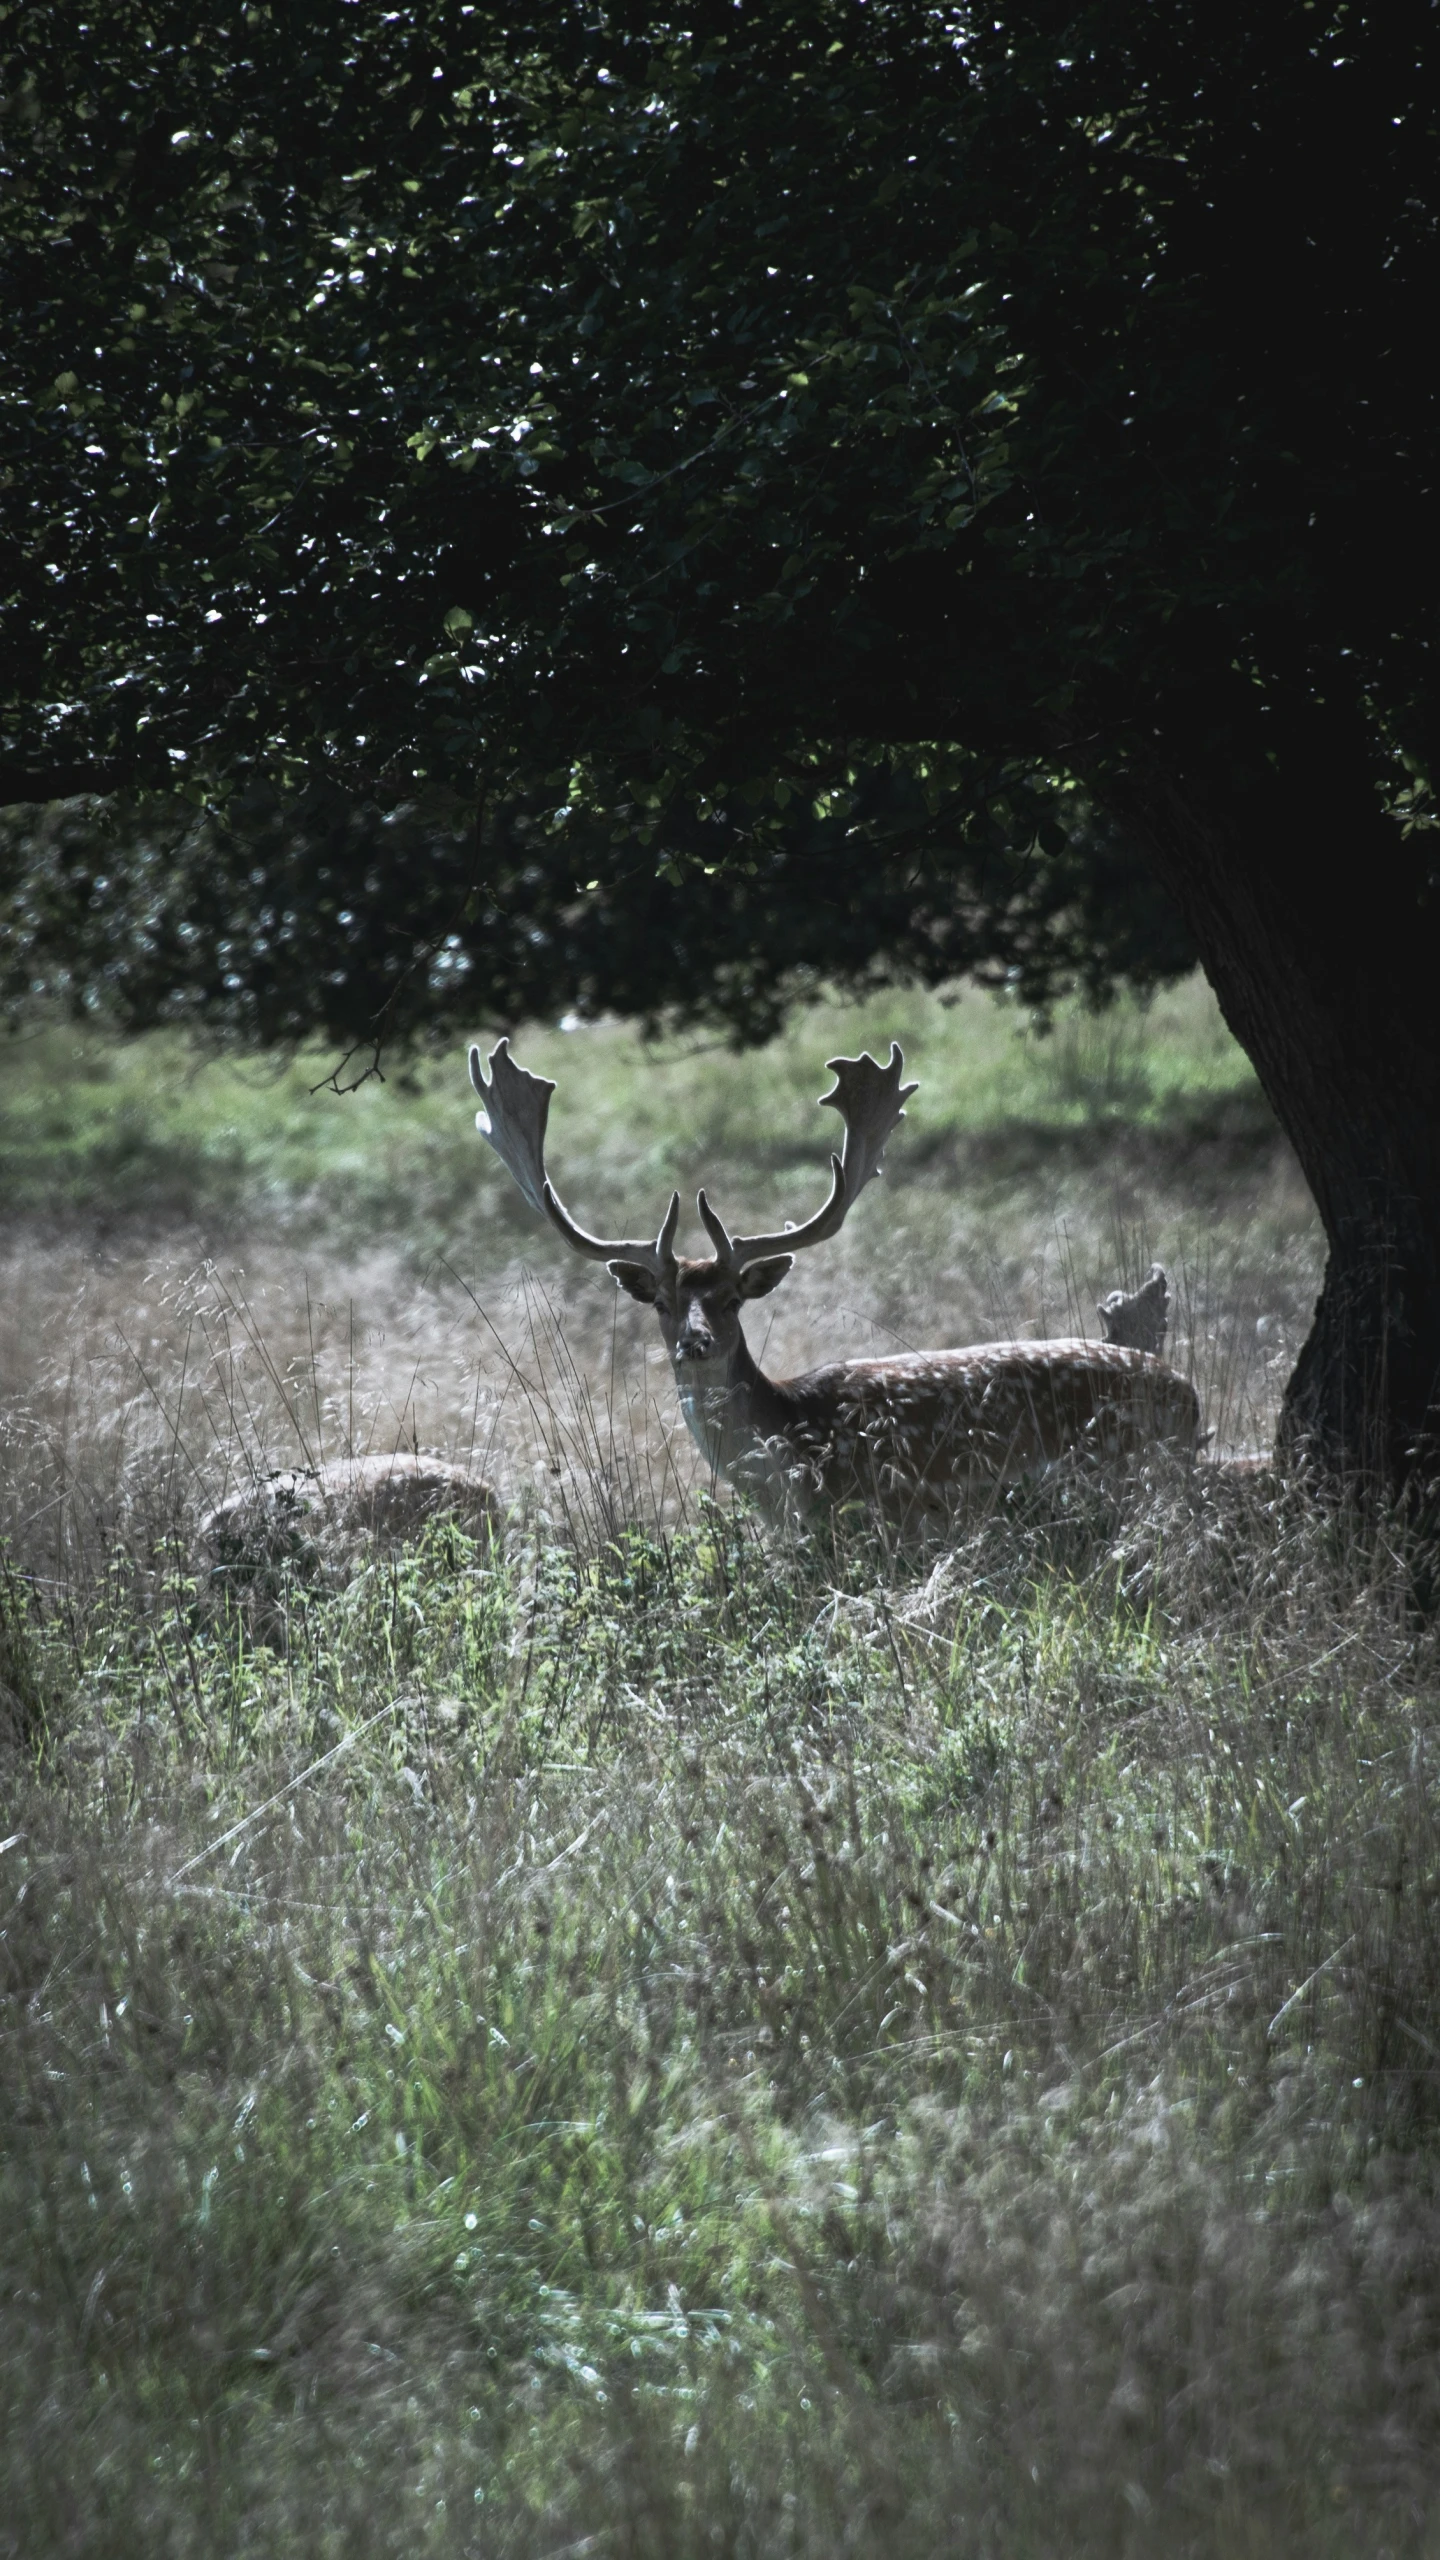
left=199, top=1453, right=501, bottom=1611
left=470, top=1039, right=1201, bottom=1523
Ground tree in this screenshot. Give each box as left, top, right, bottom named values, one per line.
left=2, top=0, right=1436, bottom=1478
left=0, top=773, right=1194, bottom=1056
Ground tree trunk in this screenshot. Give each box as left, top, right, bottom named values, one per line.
left=1105, top=691, right=1440, bottom=1487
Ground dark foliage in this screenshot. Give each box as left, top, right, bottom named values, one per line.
left=0, top=775, right=1193, bottom=1050
left=1, top=0, right=1431, bottom=820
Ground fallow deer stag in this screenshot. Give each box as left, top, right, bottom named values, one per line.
left=470, top=1039, right=1201, bottom=1522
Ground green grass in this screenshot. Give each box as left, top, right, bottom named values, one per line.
left=3, top=975, right=1406, bottom=2549
left=0, top=974, right=1273, bottom=1250
left=5, top=1467, right=1440, bottom=2555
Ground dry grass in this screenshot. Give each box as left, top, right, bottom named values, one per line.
left=9, top=984, right=1433, bottom=2558
left=0, top=975, right=1318, bottom=1591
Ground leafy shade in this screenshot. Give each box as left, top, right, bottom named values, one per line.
left=3, top=3, right=1428, bottom=823
left=0, top=777, right=1193, bottom=1053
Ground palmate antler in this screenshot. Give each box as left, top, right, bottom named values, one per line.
left=470, top=1037, right=915, bottom=1276
left=697, top=1043, right=918, bottom=1270
left=469, top=1039, right=681, bottom=1278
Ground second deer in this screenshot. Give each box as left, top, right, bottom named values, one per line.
left=470, top=1039, right=1201, bottom=1523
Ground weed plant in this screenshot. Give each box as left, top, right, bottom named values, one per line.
left=4, top=1396, right=1440, bottom=2555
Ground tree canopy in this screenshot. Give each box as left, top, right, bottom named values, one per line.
left=3, top=0, right=1437, bottom=1476
left=0, top=0, right=1227, bottom=1038
left=0, top=772, right=1193, bottom=1053
left=2, top=0, right=1431, bottom=818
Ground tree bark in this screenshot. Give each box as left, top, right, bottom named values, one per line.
left=1105, top=690, right=1440, bottom=1485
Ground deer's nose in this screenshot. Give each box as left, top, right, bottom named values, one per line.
left=675, top=1314, right=715, bottom=1361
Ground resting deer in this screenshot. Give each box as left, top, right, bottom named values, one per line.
left=470, top=1039, right=1201, bottom=1522
left=199, top=1453, right=501, bottom=1614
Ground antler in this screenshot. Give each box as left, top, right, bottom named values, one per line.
left=469, top=1040, right=680, bottom=1276
left=697, top=1042, right=918, bottom=1271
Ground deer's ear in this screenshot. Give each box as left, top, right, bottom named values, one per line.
left=608, top=1259, right=661, bottom=1304
left=738, top=1255, right=794, bottom=1300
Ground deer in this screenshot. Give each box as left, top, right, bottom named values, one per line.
left=198, top=1453, right=502, bottom=1616
left=469, top=1038, right=1202, bottom=1524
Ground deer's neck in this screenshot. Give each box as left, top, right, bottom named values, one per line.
left=674, top=1331, right=799, bottom=1506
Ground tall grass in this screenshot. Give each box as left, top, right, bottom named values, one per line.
left=4, top=1360, right=1440, bottom=2552
left=8, top=980, right=1430, bottom=2553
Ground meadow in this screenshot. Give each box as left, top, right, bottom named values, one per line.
left=5, top=978, right=1439, bottom=2555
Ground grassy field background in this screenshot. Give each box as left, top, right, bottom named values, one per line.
left=0, top=975, right=1315, bottom=1576
left=9, top=979, right=1439, bottom=2556
left=0, top=970, right=1273, bottom=1240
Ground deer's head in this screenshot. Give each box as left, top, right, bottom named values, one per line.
left=608, top=1248, right=794, bottom=1372
left=468, top=1039, right=917, bottom=1379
